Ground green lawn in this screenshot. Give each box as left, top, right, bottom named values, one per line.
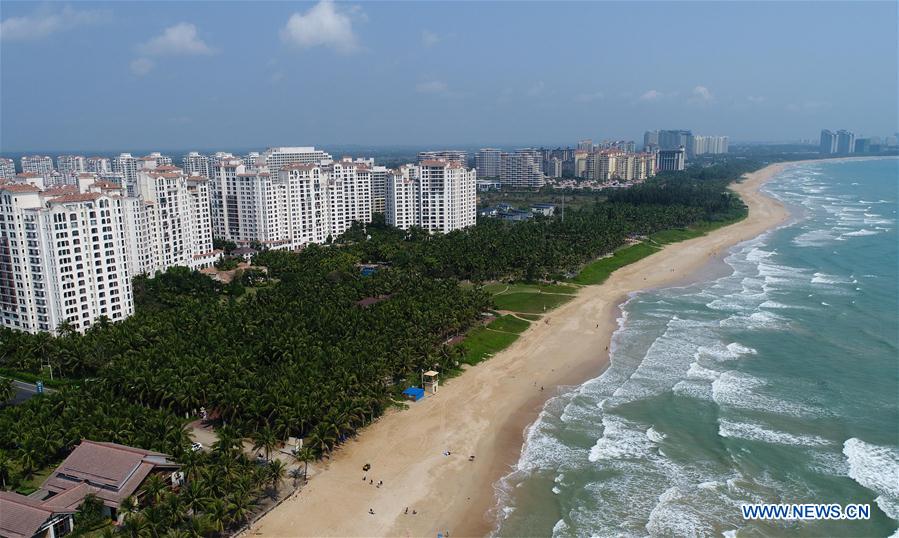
left=516, top=313, right=543, bottom=321
left=482, top=282, right=578, bottom=296
left=491, top=292, right=574, bottom=313
left=458, top=326, right=520, bottom=365
left=571, top=243, right=660, bottom=285
left=487, top=314, right=531, bottom=334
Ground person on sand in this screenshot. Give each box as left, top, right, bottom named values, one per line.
left=405, top=507, right=409, bottom=514
left=369, top=508, right=374, bottom=515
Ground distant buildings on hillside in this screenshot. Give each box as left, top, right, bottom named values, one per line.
left=817, top=129, right=893, bottom=155
left=643, top=130, right=728, bottom=157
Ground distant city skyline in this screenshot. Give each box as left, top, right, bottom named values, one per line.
left=1, top=1, right=896, bottom=151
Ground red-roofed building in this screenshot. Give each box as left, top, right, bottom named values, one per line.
left=0, top=491, right=75, bottom=538
left=37, top=441, right=180, bottom=522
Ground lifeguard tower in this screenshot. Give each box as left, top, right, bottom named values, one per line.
left=422, top=370, right=440, bottom=394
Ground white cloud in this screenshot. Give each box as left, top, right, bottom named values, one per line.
left=639, top=89, right=663, bottom=102
left=576, top=91, right=604, bottom=103
left=526, top=80, right=545, bottom=97
left=270, top=71, right=285, bottom=84
left=138, top=23, right=214, bottom=56
left=281, top=0, right=359, bottom=53
left=0, top=5, right=108, bottom=42
left=130, top=58, right=155, bottom=76
left=690, top=85, right=714, bottom=103
left=422, top=30, right=440, bottom=48
left=747, top=95, right=765, bottom=104
left=416, top=80, right=449, bottom=94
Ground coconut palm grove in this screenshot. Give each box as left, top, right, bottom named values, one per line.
left=0, top=162, right=757, bottom=535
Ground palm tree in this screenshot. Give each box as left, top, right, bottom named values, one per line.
left=0, top=450, right=11, bottom=489
left=250, top=424, right=278, bottom=461
left=181, top=480, right=209, bottom=516
left=211, top=425, right=241, bottom=458
left=204, top=498, right=229, bottom=536
left=0, top=377, right=13, bottom=405
left=140, top=473, right=168, bottom=506
left=265, top=459, right=286, bottom=496
left=227, top=490, right=257, bottom=527
left=293, top=446, right=316, bottom=482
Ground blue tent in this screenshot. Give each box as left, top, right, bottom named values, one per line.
left=402, top=387, right=425, bottom=401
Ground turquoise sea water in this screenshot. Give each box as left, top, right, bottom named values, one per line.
left=493, top=158, right=899, bottom=537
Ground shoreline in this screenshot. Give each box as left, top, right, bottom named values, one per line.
left=253, top=162, right=794, bottom=537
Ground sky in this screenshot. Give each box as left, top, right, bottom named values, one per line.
left=1, top=1, right=897, bottom=152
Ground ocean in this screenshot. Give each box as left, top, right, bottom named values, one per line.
left=492, top=158, right=899, bottom=538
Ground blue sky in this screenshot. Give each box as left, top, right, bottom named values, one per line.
left=1, top=1, right=896, bottom=152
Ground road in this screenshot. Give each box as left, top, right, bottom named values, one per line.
left=3, top=378, right=56, bottom=405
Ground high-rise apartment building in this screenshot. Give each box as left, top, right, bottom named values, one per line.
left=577, top=139, right=594, bottom=152
left=0, top=158, right=15, bottom=180
left=85, top=157, right=111, bottom=174
left=134, top=167, right=217, bottom=274
left=0, top=167, right=217, bottom=334
left=643, top=131, right=659, bottom=149
left=475, top=148, right=502, bottom=178
left=182, top=152, right=211, bottom=177
left=369, top=164, right=389, bottom=214
left=0, top=183, right=135, bottom=333
left=385, top=166, right=419, bottom=230
left=56, top=155, right=86, bottom=176
left=418, top=150, right=468, bottom=166
left=112, top=153, right=138, bottom=195
left=689, top=135, right=729, bottom=156
left=260, top=146, right=333, bottom=172
left=386, top=161, right=476, bottom=233
left=836, top=130, right=855, bottom=154
left=657, top=147, right=686, bottom=172
left=210, top=156, right=374, bottom=249
left=820, top=130, right=838, bottom=154
left=545, top=157, right=563, bottom=178
left=20, top=155, right=55, bottom=179
left=500, top=149, right=544, bottom=189
left=658, top=130, right=692, bottom=150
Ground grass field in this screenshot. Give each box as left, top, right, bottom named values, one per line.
left=458, top=326, right=521, bottom=365
left=571, top=242, right=660, bottom=285
left=486, top=315, right=531, bottom=334
left=482, top=282, right=578, bottom=296
left=483, top=282, right=578, bottom=313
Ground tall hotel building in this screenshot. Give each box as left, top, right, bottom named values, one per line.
left=386, top=160, right=476, bottom=233
left=210, top=156, right=372, bottom=249
left=418, top=150, right=468, bottom=166
left=56, top=155, right=86, bottom=176
left=657, top=147, right=686, bottom=172
left=500, top=149, right=544, bottom=189
left=182, top=152, right=211, bottom=178
left=0, top=158, right=15, bottom=180
left=0, top=166, right=217, bottom=334
left=475, top=148, right=502, bottom=178
left=85, top=157, right=112, bottom=174
left=260, top=146, right=333, bottom=171
left=0, top=183, right=135, bottom=333
left=21, top=155, right=55, bottom=179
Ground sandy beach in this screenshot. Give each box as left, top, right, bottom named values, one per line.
left=253, top=163, right=792, bottom=538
